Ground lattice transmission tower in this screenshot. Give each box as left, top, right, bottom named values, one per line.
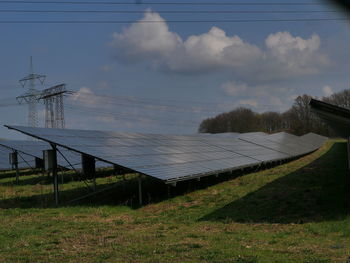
left=16, top=56, right=46, bottom=127
left=39, top=84, right=69, bottom=129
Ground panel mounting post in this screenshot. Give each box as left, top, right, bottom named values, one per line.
left=82, top=154, right=96, bottom=190
left=15, top=155, right=19, bottom=184
left=10, top=151, right=19, bottom=184
left=46, top=144, right=59, bottom=206
left=347, top=137, right=350, bottom=171
left=138, top=175, right=142, bottom=205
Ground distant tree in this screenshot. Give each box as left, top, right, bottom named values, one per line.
left=198, top=90, right=350, bottom=136
left=260, top=111, right=283, bottom=133
left=199, top=107, right=260, bottom=133
left=286, top=95, right=313, bottom=135
left=323, top=89, right=350, bottom=108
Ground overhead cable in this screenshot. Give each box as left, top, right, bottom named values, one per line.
left=0, top=9, right=338, bottom=14
left=0, top=1, right=327, bottom=6
left=0, top=18, right=346, bottom=23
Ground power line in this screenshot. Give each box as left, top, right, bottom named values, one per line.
left=65, top=100, right=206, bottom=124
left=65, top=104, right=200, bottom=127
left=69, top=95, right=220, bottom=114
left=0, top=9, right=338, bottom=14
left=0, top=18, right=345, bottom=23
left=67, top=91, right=280, bottom=111
left=0, top=1, right=328, bottom=6
left=69, top=91, right=228, bottom=110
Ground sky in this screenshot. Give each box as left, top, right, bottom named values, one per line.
left=0, top=0, right=350, bottom=139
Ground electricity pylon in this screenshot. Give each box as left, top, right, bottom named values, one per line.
left=16, top=56, right=46, bottom=127
left=39, top=84, right=70, bottom=129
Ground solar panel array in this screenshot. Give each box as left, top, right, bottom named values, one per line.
left=0, top=140, right=110, bottom=170
left=5, top=126, right=327, bottom=183
left=0, top=146, right=12, bottom=170
left=309, top=99, right=350, bottom=138
left=0, top=142, right=35, bottom=170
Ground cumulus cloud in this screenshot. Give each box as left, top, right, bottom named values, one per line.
left=111, top=10, right=182, bottom=66
left=264, top=31, right=328, bottom=77
left=220, top=80, right=291, bottom=112
left=69, top=87, right=100, bottom=106
left=100, top=64, right=113, bottom=72
left=322, top=85, right=334, bottom=96
left=221, top=81, right=248, bottom=96
left=110, top=10, right=329, bottom=80
left=238, top=99, right=258, bottom=108
left=97, top=81, right=110, bottom=90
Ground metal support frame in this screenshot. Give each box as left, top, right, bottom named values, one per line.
left=82, top=154, right=96, bottom=191
left=347, top=137, right=350, bottom=171
left=167, top=185, right=171, bottom=198
left=9, top=151, right=19, bottom=183
left=11, top=151, right=19, bottom=184
left=42, top=148, right=126, bottom=205
left=138, top=175, right=142, bottom=205
left=55, top=147, right=90, bottom=190
left=49, top=144, right=59, bottom=206
left=16, top=152, right=36, bottom=176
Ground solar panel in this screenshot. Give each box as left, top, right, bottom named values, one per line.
left=5, top=125, right=327, bottom=183
left=0, top=146, right=12, bottom=170
left=299, top=133, right=328, bottom=151
left=262, top=132, right=314, bottom=155
left=238, top=132, right=300, bottom=157
left=0, top=140, right=110, bottom=170
left=0, top=142, right=38, bottom=170
left=309, top=99, right=350, bottom=138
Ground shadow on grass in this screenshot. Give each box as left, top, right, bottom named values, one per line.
left=0, top=163, right=264, bottom=209
left=0, top=167, right=118, bottom=186
left=0, top=176, right=165, bottom=209
left=201, top=142, right=350, bottom=224
left=0, top=169, right=42, bottom=180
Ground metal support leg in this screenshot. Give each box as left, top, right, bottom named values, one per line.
left=14, top=151, right=19, bottom=184
left=347, top=137, right=350, bottom=171
left=11, top=151, right=19, bottom=184
left=53, top=170, right=59, bottom=206
left=188, top=180, right=192, bottom=192
left=15, top=163, right=19, bottom=184
left=51, top=144, right=59, bottom=206
left=93, top=172, right=96, bottom=191
left=138, top=175, right=142, bottom=205
left=167, top=185, right=171, bottom=198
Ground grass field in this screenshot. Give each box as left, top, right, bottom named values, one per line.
left=0, top=139, right=350, bottom=263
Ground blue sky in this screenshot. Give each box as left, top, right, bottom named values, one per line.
left=0, top=0, right=350, bottom=139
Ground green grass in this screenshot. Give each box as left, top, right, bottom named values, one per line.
left=0, top=140, right=350, bottom=262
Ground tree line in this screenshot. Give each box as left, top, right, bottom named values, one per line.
left=198, top=89, right=350, bottom=136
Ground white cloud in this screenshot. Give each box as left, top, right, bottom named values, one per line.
left=97, top=81, right=110, bottom=90
left=111, top=10, right=182, bottom=66
left=322, top=85, right=334, bottom=96
left=238, top=99, right=258, bottom=108
left=288, top=94, right=298, bottom=101
left=110, top=10, right=329, bottom=81
left=100, top=64, right=113, bottom=72
left=264, top=31, right=328, bottom=77
left=69, top=87, right=99, bottom=106
left=220, top=80, right=293, bottom=112
left=221, top=81, right=248, bottom=96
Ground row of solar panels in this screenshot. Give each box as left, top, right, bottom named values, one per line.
left=0, top=139, right=110, bottom=171
left=3, top=125, right=327, bottom=183
left=0, top=146, right=34, bottom=170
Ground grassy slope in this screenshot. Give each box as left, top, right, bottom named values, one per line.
left=0, top=140, right=350, bottom=263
